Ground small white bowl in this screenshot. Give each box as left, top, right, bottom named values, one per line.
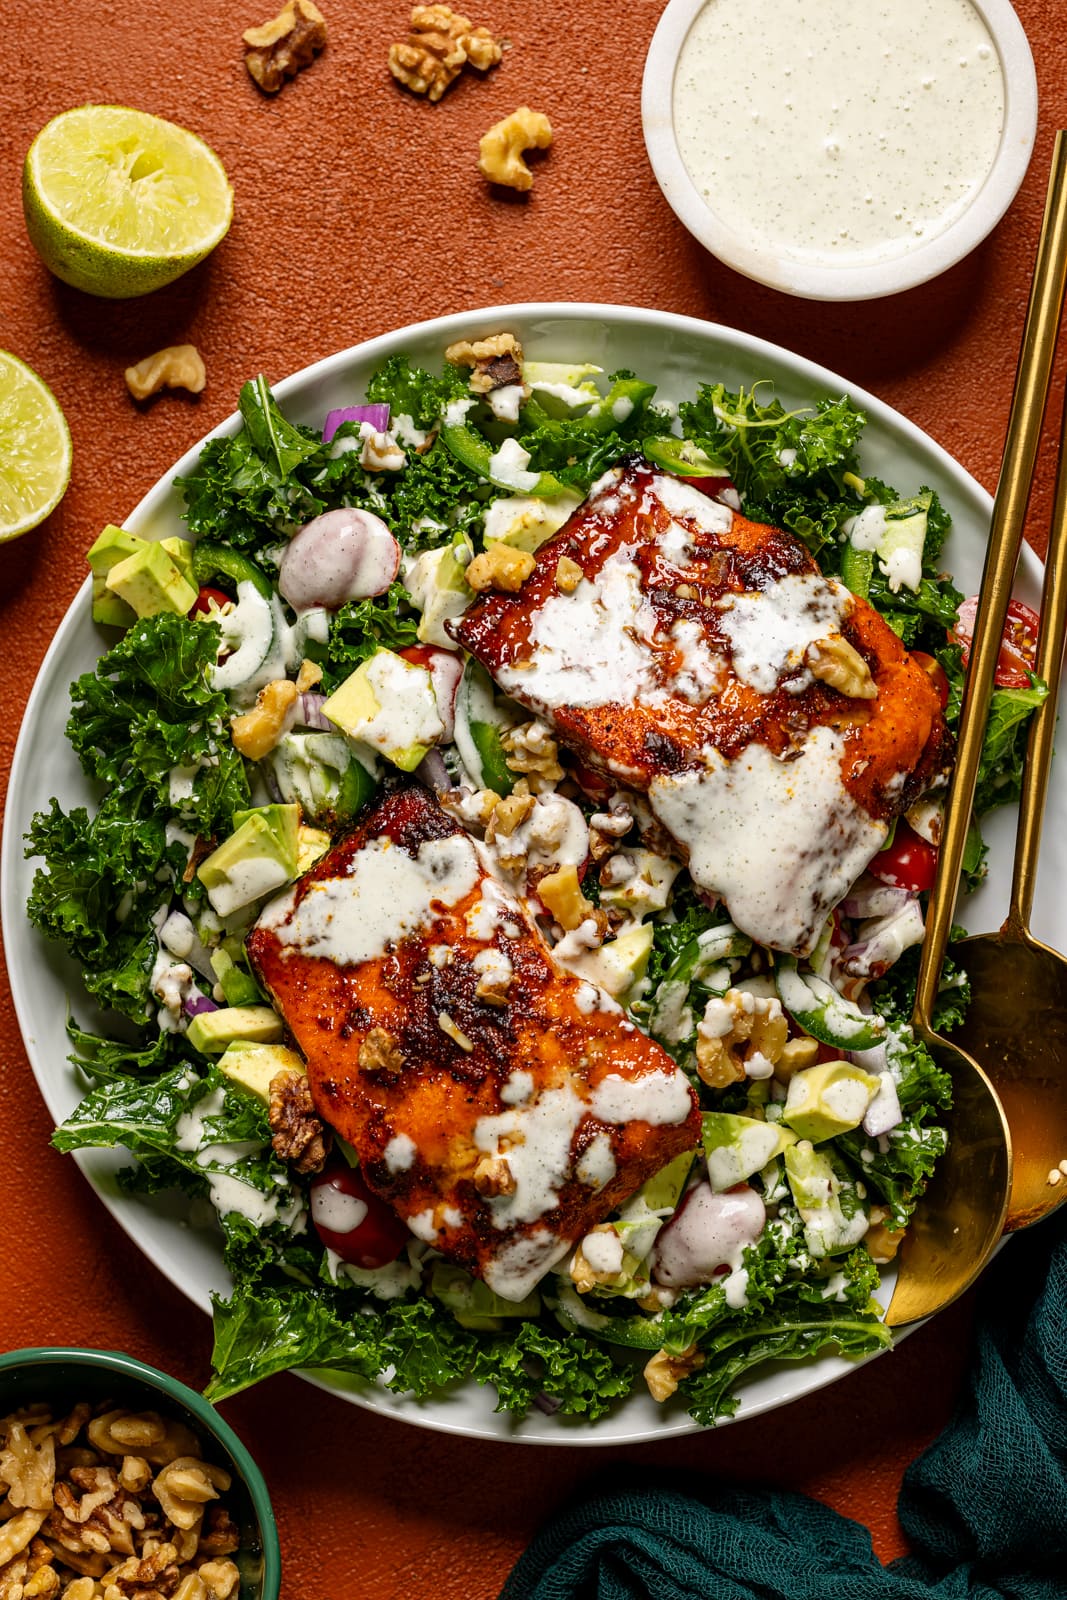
left=642, top=0, right=1038, bottom=301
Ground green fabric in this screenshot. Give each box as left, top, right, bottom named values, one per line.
left=499, top=1210, right=1067, bottom=1600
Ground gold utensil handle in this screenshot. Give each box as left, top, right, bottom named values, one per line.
left=914, top=131, right=1067, bottom=1031
left=1008, top=314, right=1067, bottom=931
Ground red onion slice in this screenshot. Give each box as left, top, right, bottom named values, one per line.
left=415, top=748, right=453, bottom=792
left=323, top=404, right=390, bottom=443
left=297, top=692, right=333, bottom=731
left=184, top=993, right=219, bottom=1018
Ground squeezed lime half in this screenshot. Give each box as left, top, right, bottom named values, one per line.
left=0, top=351, right=72, bottom=542
left=23, top=105, right=233, bottom=299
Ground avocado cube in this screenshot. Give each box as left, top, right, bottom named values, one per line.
left=563, top=923, right=654, bottom=1001
left=296, top=823, right=332, bottom=875
left=87, top=523, right=145, bottom=577
left=405, top=545, right=473, bottom=648
left=88, top=525, right=144, bottom=626
left=599, top=849, right=680, bottom=919
left=209, top=948, right=263, bottom=1008
left=91, top=581, right=138, bottom=628
left=784, top=1141, right=870, bottom=1257
left=161, top=536, right=196, bottom=590
left=323, top=648, right=444, bottom=772
left=218, top=1039, right=306, bottom=1102
left=198, top=805, right=300, bottom=918
left=636, top=1148, right=695, bottom=1213
left=187, top=1005, right=285, bottom=1055
left=702, top=1112, right=797, bottom=1191
left=105, top=540, right=198, bottom=619
left=781, top=1060, right=881, bottom=1144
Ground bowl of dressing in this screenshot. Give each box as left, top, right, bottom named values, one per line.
left=641, top=0, right=1037, bottom=300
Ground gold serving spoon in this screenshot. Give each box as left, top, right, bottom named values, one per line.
left=885, top=132, right=1067, bottom=1326
left=948, top=296, right=1067, bottom=1230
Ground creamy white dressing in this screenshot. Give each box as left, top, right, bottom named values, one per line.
left=259, top=833, right=481, bottom=963
left=383, top=1133, right=418, bottom=1173
left=487, top=437, right=541, bottom=492
left=312, top=1186, right=368, bottom=1234
left=581, top=1228, right=625, bottom=1276
left=590, top=1070, right=694, bottom=1127
left=495, top=556, right=660, bottom=710
left=652, top=1182, right=765, bottom=1289
left=347, top=649, right=444, bottom=757
left=575, top=1131, right=617, bottom=1190
left=670, top=618, right=728, bottom=704
left=651, top=472, right=734, bottom=537
left=649, top=727, right=887, bottom=955
left=474, top=1084, right=588, bottom=1228
left=673, top=0, right=1005, bottom=269
left=718, top=573, right=849, bottom=695
left=482, top=1229, right=570, bottom=1301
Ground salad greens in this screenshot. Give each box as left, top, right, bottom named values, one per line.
left=25, top=345, right=1042, bottom=1427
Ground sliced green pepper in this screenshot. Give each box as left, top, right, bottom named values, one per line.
left=439, top=420, right=568, bottom=499
left=774, top=957, right=886, bottom=1050
left=551, top=1285, right=667, bottom=1350
left=641, top=436, right=729, bottom=477
left=453, top=658, right=517, bottom=795
left=839, top=542, right=874, bottom=600
left=192, top=541, right=274, bottom=602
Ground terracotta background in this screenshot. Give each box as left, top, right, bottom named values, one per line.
left=1, top=2, right=1066, bottom=1595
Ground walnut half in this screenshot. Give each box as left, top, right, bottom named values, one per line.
left=389, top=5, right=502, bottom=102
left=478, top=106, right=553, bottom=192
left=268, top=1067, right=331, bottom=1174
left=125, top=346, right=206, bottom=403
left=244, top=0, right=327, bottom=93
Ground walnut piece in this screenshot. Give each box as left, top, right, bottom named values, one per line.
left=537, top=864, right=602, bottom=934
left=445, top=332, right=524, bottom=397
left=485, top=791, right=534, bottom=840
left=358, top=1026, right=404, bottom=1076
left=807, top=633, right=878, bottom=699
left=554, top=556, right=583, bottom=593
left=0, top=1424, right=55, bottom=1513
left=473, top=1154, right=516, bottom=1197
left=388, top=5, right=502, bottom=102
left=478, top=106, right=553, bottom=191
left=695, top=988, right=788, bottom=1090
left=643, top=1344, right=705, bottom=1403
left=500, top=719, right=564, bottom=789
left=244, top=0, right=326, bottom=93
left=229, top=679, right=299, bottom=761
left=465, top=543, right=536, bottom=593
left=125, top=346, right=206, bottom=403
left=268, top=1067, right=330, bottom=1174
left=152, top=1461, right=229, bottom=1534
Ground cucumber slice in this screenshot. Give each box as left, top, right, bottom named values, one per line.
left=641, top=436, right=729, bottom=477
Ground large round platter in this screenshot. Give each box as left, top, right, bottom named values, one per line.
left=3, top=304, right=1054, bottom=1444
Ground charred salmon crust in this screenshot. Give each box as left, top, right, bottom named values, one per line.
left=245, top=784, right=701, bottom=1302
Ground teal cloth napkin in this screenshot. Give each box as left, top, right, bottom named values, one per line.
left=499, top=1209, right=1067, bottom=1600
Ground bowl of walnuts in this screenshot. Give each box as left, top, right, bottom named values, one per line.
left=0, top=1348, right=280, bottom=1600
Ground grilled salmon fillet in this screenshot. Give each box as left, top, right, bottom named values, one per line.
left=246, top=785, right=701, bottom=1301
left=452, top=458, right=949, bottom=955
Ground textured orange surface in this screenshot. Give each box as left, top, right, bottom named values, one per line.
left=2, top=2, right=1066, bottom=1595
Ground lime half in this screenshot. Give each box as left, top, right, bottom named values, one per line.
left=23, top=105, right=233, bottom=299
left=0, top=352, right=72, bottom=541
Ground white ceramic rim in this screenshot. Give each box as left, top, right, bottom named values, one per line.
left=641, top=0, right=1038, bottom=301
left=3, top=301, right=1054, bottom=1445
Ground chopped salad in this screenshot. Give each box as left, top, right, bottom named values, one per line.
left=25, top=340, right=1046, bottom=1424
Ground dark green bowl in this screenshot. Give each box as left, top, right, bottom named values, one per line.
left=0, top=1348, right=280, bottom=1600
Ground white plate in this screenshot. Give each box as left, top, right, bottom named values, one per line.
left=3, top=303, right=1055, bottom=1445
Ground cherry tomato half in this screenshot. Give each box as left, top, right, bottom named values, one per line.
left=188, top=586, right=232, bottom=618
left=952, top=596, right=1039, bottom=689
left=868, top=821, right=938, bottom=893
left=309, top=1161, right=410, bottom=1269
left=911, top=650, right=951, bottom=711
